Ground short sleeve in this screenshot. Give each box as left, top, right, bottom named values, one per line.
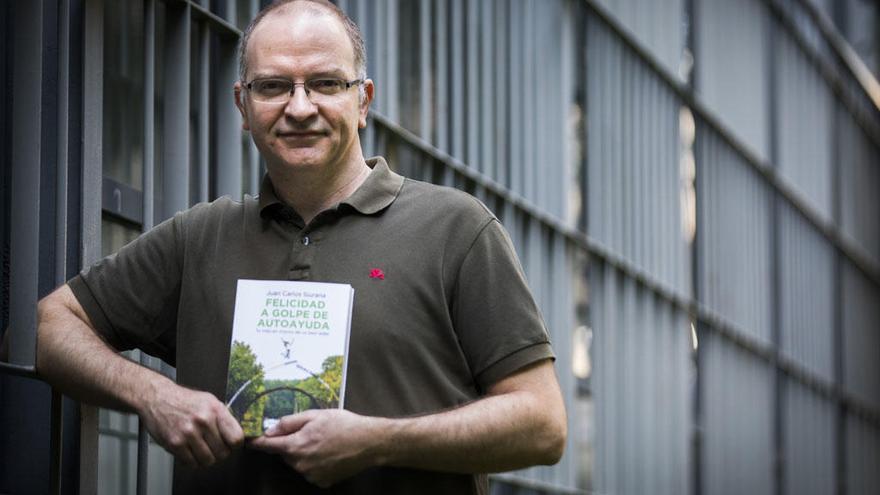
left=451, top=219, right=555, bottom=391
left=67, top=214, right=184, bottom=364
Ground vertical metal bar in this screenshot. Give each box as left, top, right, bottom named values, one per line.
left=9, top=0, right=43, bottom=369
left=466, top=0, right=478, bottom=170
left=508, top=0, right=521, bottom=195
left=80, top=0, right=104, bottom=491
left=163, top=2, right=191, bottom=217
left=385, top=0, right=398, bottom=122
left=519, top=0, right=531, bottom=199
left=248, top=0, right=261, bottom=196
left=450, top=0, right=463, bottom=161
left=419, top=0, right=431, bottom=142
left=198, top=22, right=210, bottom=203
left=144, top=0, right=155, bottom=231
left=494, top=0, right=507, bottom=187
left=767, top=15, right=785, bottom=495
left=136, top=1, right=157, bottom=493
left=831, top=93, right=847, bottom=495
left=684, top=0, right=702, bottom=491
left=622, top=50, right=633, bottom=263
left=649, top=77, right=658, bottom=284
left=434, top=0, right=452, bottom=184
left=612, top=34, right=623, bottom=255
left=526, top=0, right=537, bottom=205
left=227, top=0, right=237, bottom=24
left=479, top=0, right=492, bottom=179
left=370, top=0, right=384, bottom=115
left=49, top=389, right=64, bottom=495
left=217, top=36, right=244, bottom=199
left=586, top=13, right=599, bottom=239
left=51, top=4, right=72, bottom=492
left=56, top=0, right=70, bottom=289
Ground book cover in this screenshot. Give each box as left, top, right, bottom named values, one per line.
left=225, top=279, right=354, bottom=437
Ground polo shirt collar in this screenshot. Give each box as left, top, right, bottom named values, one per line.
left=341, top=157, right=404, bottom=214
left=258, top=156, right=404, bottom=219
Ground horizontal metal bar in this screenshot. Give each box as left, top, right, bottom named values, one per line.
left=580, top=0, right=880, bottom=289
left=489, top=473, right=592, bottom=495
left=368, top=110, right=880, bottom=427
left=186, top=0, right=242, bottom=38
left=102, top=177, right=144, bottom=225
left=788, top=0, right=880, bottom=114
left=98, top=426, right=140, bottom=441
left=0, top=361, right=38, bottom=379
left=764, top=0, right=880, bottom=160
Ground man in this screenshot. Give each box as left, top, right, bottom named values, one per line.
left=36, top=0, right=566, bottom=493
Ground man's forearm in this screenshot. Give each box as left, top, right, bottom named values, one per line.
left=374, top=360, right=565, bottom=473
left=373, top=385, right=566, bottom=473
left=36, top=285, right=245, bottom=466
left=251, top=359, right=567, bottom=485
left=35, top=285, right=171, bottom=413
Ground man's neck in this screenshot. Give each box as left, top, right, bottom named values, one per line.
left=268, top=156, right=372, bottom=226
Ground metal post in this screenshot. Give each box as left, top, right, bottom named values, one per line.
left=216, top=34, right=243, bottom=199
left=163, top=2, right=191, bottom=216
left=766, top=12, right=785, bottom=495
left=135, top=1, right=157, bottom=492
left=198, top=22, right=210, bottom=203
left=830, top=71, right=846, bottom=495
left=80, top=0, right=104, bottom=491
left=9, top=0, right=44, bottom=369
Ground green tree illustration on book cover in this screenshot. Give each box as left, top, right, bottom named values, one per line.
left=225, top=280, right=354, bottom=437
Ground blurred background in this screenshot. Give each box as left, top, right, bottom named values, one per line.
left=1, top=0, right=879, bottom=494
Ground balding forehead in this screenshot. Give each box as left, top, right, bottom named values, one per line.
left=252, top=2, right=350, bottom=48
left=266, top=1, right=338, bottom=26
left=238, top=0, right=367, bottom=82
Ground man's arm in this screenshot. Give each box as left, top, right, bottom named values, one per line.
left=248, top=358, right=566, bottom=487
left=36, top=285, right=244, bottom=466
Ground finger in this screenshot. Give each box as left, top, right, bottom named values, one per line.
left=188, top=432, right=218, bottom=466
left=217, top=407, right=245, bottom=449
left=170, top=442, right=198, bottom=467
left=269, top=411, right=316, bottom=436
left=201, top=419, right=231, bottom=461
left=248, top=434, right=291, bottom=454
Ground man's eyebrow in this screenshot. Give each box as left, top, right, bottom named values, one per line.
left=248, top=68, right=353, bottom=80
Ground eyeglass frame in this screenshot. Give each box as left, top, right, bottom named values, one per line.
left=242, top=77, right=365, bottom=104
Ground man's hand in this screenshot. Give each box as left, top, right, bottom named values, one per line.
left=247, top=360, right=565, bottom=486
left=248, top=409, right=382, bottom=487
left=36, top=285, right=244, bottom=467
left=138, top=381, right=244, bottom=467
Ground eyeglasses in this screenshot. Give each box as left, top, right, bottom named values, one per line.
left=244, top=78, right=364, bottom=104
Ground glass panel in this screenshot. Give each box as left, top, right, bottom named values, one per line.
left=397, top=0, right=421, bottom=134
left=103, top=0, right=145, bottom=191
left=101, top=216, right=140, bottom=258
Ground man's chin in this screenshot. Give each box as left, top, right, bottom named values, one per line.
left=272, top=152, right=332, bottom=171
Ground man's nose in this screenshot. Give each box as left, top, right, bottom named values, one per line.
left=284, top=85, right=318, bottom=121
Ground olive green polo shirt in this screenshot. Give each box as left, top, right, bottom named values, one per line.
left=69, top=157, right=554, bottom=494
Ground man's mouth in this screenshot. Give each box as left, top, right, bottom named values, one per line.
left=277, top=131, right=324, bottom=139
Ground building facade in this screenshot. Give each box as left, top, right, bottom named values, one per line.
left=1, top=0, right=879, bottom=494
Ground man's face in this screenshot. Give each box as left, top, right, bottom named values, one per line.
left=234, top=7, right=373, bottom=174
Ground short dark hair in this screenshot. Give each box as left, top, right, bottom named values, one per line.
left=237, top=0, right=367, bottom=82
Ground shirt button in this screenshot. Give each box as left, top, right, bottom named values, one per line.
left=302, top=236, right=310, bottom=246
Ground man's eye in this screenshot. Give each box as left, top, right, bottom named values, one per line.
left=255, top=80, right=288, bottom=94
left=310, top=79, right=343, bottom=93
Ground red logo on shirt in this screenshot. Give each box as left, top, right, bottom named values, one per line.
left=369, top=268, right=385, bottom=280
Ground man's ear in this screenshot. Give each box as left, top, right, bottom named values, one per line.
left=234, top=81, right=250, bottom=131
left=358, top=79, right=374, bottom=129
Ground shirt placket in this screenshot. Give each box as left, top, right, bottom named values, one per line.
left=289, top=227, right=318, bottom=280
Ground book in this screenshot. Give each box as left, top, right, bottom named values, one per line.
left=225, top=279, right=354, bottom=437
